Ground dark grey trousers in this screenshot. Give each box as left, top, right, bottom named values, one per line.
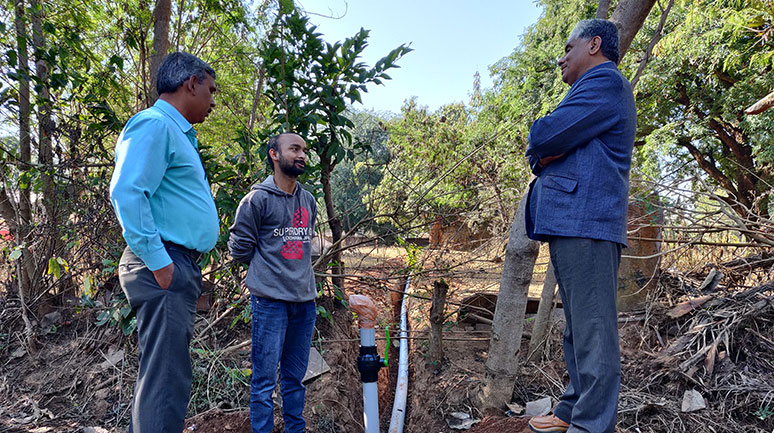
left=548, top=237, right=621, bottom=433
left=118, top=245, right=202, bottom=433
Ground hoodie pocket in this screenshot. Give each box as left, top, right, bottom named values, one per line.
left=543, top=174, right=578, bottom=193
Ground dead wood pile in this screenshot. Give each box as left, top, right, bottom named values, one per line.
left=618, top=278, right=774, bottom=433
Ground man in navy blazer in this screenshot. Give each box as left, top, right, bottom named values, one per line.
left=525, top=19, right=636, bottom=433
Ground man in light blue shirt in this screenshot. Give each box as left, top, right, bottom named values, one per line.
left=109, top=52, right=218, bottom=433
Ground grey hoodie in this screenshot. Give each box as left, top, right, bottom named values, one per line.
left=228, top=176, right=317, bottom=302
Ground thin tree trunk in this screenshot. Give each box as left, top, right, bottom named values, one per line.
left=596, top=0, right=611, bottom=19
left=148, top=0, right=172, bottom=105
left=16, top=250, right=37, bottom=354
left=31, top=0, right=54, bottom=219
left=610, top=0, right=658, bottom=60
left=320, top=156, right=344, bottom=289
left=527, top=261, right=558, bottom=362
left=429, top=279, right=448, bottom=365
left=11, top=0, right=35, bottom=304
left=480, top=193, right=539, bottom=410
left=14, top=0, right=31, bottom=224
left=630, top=0, right=675, bottom=89
left=30, top=0, right=56, bottom=300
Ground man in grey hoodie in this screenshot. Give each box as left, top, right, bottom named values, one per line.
left=228, top=133, right=318, bottom=433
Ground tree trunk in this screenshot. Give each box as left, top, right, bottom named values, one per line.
left=527, top=261, right=558, bottom=363
left=14, top=0, right=32, bottom=225
left=30, top=0, right=55, bottom=299
left=480, top=193, right=539, bottom=410
left=31, top=0, right=53, bottom=213
left=148, top=0, right=171, bottom=105
left=596, top=0, right=611, bottom=19
left=320, top=156, right=344, bottom=289
left=429, top=279, right=448, bottom=365
left=610, top=0, right=658, bottom=61
left=11, top=0, right=35, bottom=297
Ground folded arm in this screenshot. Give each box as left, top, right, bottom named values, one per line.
left=525, top=70, right=622, bottom=173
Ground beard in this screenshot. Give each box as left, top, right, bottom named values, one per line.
left=277, top=153, right=306, bottom=177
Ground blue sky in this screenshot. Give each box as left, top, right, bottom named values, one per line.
left=296, top=0, right=544, bottom=114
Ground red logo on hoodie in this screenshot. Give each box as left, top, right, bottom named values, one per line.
left=281, top=207, right=309, bottom=260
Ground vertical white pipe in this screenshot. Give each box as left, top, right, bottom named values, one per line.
left=363, top=382, right=380, bottom=433
left=361, top=327, right=376, bottom=346
left=388, top=277, right=410, bottom=433
left=360, top=327, right=380, bottom=433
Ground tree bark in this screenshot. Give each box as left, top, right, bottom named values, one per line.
left=745, top=90, right=774, bottom=115
left=14, top=0, right=32, bottom=224
left=31, top=0, right=54, bottom=220
left=610, top=0, right=658, bottom=61
left=148, top=0, right=172, bottom=105
left=320, top=155, right=344, bottom=289
left=596, top=0, right=611, bottom=19
left=480, top=194, right=539, bottom=410
left=429, top=279, right=448, bottom=365
left=30, top=0, right=56, bottom=300
left=527, top=261, right=558, bottom=363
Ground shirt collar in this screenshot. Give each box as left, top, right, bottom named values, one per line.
left=153, top=99, right=194, bottom=134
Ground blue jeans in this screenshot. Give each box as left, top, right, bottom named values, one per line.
left=250, top=296, right=316, bottom=433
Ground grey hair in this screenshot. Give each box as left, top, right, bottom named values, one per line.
left=569, top=19, right=620, bottom=64
left=156, top=52, right=216, bottom=95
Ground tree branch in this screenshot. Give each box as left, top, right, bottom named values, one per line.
left=631, top=0, right=674, bottom=89
left=745, top=89, right=774, bottom=115
left=596, top=0, right=611, bottom=19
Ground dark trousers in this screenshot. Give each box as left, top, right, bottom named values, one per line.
left=549, top=237, right=621, bottom=433
left=118, top=245, right=202, bottom=433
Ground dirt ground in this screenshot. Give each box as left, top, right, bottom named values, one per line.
left=1, top=246, right=773, bottom=433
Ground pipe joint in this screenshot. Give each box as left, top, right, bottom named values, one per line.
left=357, top=345, right=386, bottom=383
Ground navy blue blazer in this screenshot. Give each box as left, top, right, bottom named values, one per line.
left=525, top=62, right=636, bottom=246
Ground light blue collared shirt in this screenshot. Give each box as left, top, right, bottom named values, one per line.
left=110, top=99, right=219, bottom=270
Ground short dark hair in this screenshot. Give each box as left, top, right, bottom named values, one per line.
left=266, top=134, right=281, bottom=172
left=156, top=52, right=216, bottom=95
left=569, top=19, right=620, bottom=64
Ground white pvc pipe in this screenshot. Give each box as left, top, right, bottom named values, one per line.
left=388, top=277, right=410, bottom=433
left=361, top=327, right=376, bottom=346
left=361, top=328, right=380, bottom=433
left=363, top=381, right=380, bottom=433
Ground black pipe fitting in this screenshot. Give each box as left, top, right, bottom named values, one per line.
left=357, top=345, right=386, bottom=383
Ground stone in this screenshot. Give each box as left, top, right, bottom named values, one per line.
left=40, top=311, right=62, bottom=334
left=446, top=412, right=481, bottom=430
left=681, top=389, right=707, bottom=412
left=525, top=397, right=553, bottom=417
left=506, top=402, right=525, bottom=415
left=99, top=349, right=124, bottom=371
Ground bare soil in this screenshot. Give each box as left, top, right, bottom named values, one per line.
left=1, top=249, right=773, bottom=433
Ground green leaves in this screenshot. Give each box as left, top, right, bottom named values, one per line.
left=47, top=257, right=68, bottom=279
